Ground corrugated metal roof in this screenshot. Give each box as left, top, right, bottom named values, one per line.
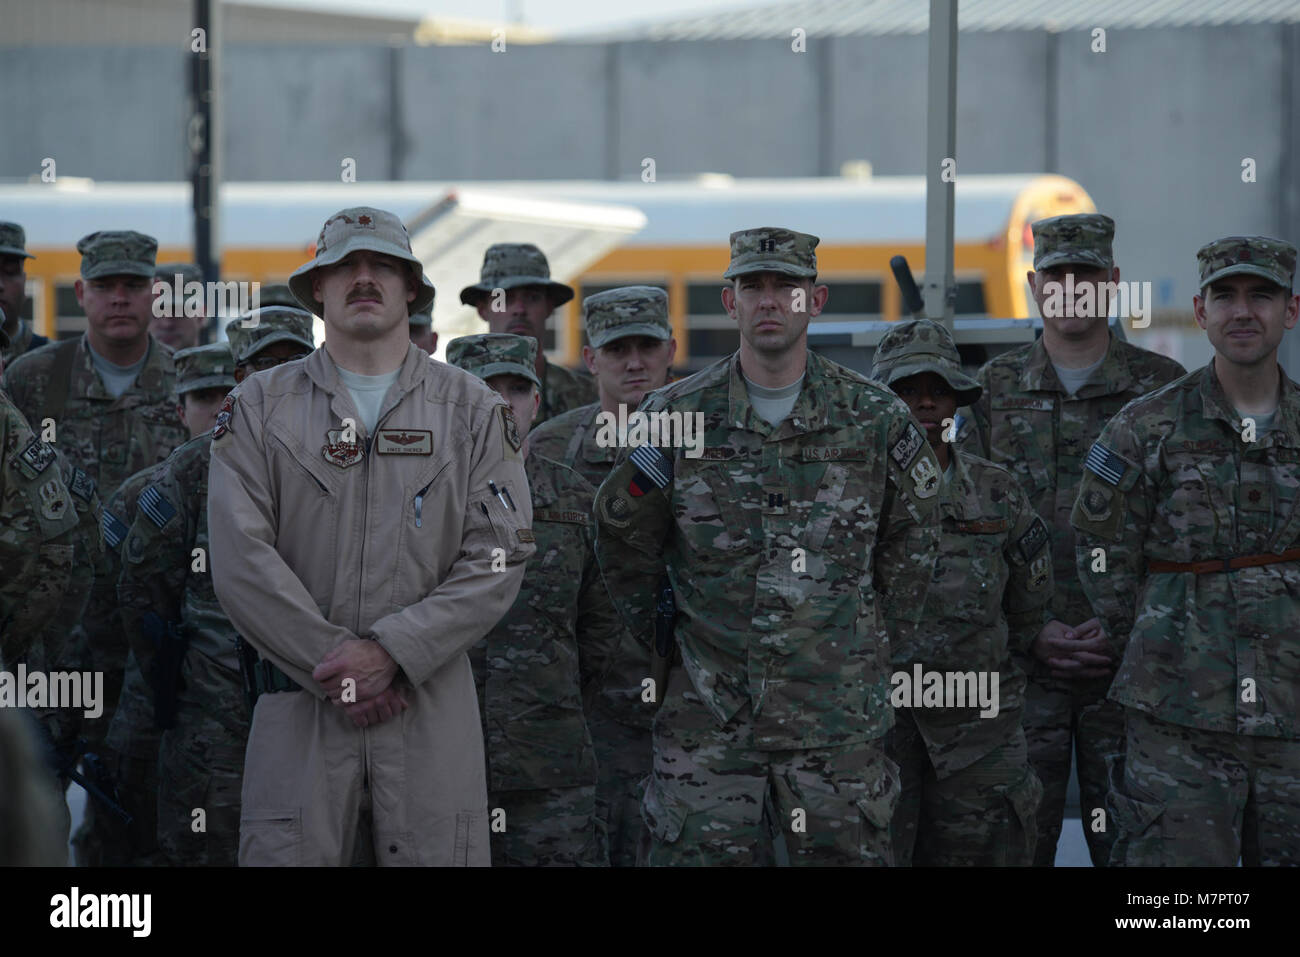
left=578, top=0, right=1300, bottom=42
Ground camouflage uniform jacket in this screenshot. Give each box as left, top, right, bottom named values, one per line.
left=1070, top=362, right=1300, bottom=739
left=0, top=390, right=97, bottom=668
left=527, top=401, right=612, bottom=491
left=594, top=349, right=942, bottom=751
left=470, top=453, right=621, bottom=791
left=2, top=333, right=186, bottom=501
left=959, top=334, right=1186, bottom=644
left=537, top=359, right=597, bottom=429
left=1, top=319, right=49, bottom=370
left=894, top=447, right=1053, bottom=773
left=117, top=433, right=248, bottom=735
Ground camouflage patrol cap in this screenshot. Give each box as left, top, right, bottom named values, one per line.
left=1032, top=213, right=1114, bottom=271
left=446, top=333, right=541, bottom=389
left=224, top=306, right=316, bottom=365
left=871, top=319, right=982, bottom=407
left=154, top=262, right=203, bottom=286
left=173, top=342, right=237, bottom=395
left=584, top=285, right=671, bottom=349
left=1196, top=235, right=1296, bottom=292
left=0, top=221, right=34, bottom=260
left=724, top=227, right=819, bottom=280
left=408, top=304, right=433, bottom=327
left=257, top=283, right=303, bottom=309
left=77, top=230, right=158, bottom=280
left=459, top=244, right=574, bottom=308
left=289, top=207, right=435, bottom=317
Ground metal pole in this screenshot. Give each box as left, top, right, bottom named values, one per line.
left=190, top=0, right=222, bottom=319
left=923, top=0, right=958, bottom=328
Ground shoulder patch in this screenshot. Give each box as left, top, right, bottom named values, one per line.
left=500, top=405, right=522, bottom=453
left=517, top=528, right=535, bottom=543
left=1016, top=516, right=1049, bottom=562
left=890, top=421, right=925, bottom=469
left=138, top=484, right=177, bottom=529
left=38, top=477, right=69, bottom=521
left=14, top=437, right=57, bottom=480
left=1083, top=441, right=1129, bottom=486
left=909, top=455, right=939, bottom=499
left=629, top=444, right=673, bottom=491
left=211, top=393, right=236, bottom=440
left=102, top=509, right=130, bottom=551
left=67, top=467, right=97, bottom=504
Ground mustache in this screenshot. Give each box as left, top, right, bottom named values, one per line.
left=347, top=285, right=383, bottom=303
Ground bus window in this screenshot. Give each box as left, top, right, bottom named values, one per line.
left=818, top=279, right=883, bottom=319
left=954, top=281, right=986, bottom=316
left=55, top=282, right=87, bottom=339
left=685, top=280, right=735, bottom=371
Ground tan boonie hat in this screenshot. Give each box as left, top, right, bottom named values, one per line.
left=257, top=283, right=302, bottom=309
left=446, top=333, right=541, bottom=389
left=0, top=222, right=34, bottom=260
left=459, top=243, right=574, bottom=308
left=724, top=227, right=819, bottom=280
left=584, top=286, right=671, bottom=349
left=173, top=342, right=237, bottom=395
left=224, top=306, right=316, bottom=365
left=77, top=230, right=158, bottom=280
left=408, top=304, right=433, bottom=327
left=1032, top=213, right=1115, bottom=271
left=871, top=319, right=982, bottom=407
left=1197, top=235, right=1297, bottom=292
left=289, top=207, right=435, bottom=317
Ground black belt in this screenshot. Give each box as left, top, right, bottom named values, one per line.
left=236, top=636, right=301, bottom=708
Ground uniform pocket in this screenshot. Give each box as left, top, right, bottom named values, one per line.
left=1104, top=751, right=1164, bottom=867
left=855, top=757, right=901, bottom=866
left=239, top=807, right=302, bottom=866
left=640, top=775, right=689, bottom=846
left=1001, top=767, right=1043, bottom=866
left=452, top=810, right=484, bottom=866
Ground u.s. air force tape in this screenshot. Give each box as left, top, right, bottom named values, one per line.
left=138, top=484, right=177, bottom=528
left=890, top=422, right=924, bottom=469
left=629, top=445, right=673, bottom=489
left=1084, top=442, right=1128, bottom=486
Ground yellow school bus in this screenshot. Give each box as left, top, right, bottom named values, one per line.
left=2, top=173, right=1092, bottom=370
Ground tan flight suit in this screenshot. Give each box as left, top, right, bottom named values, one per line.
left=208, top=343, right=534, bottom=866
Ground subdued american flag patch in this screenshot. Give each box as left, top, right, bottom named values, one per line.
left=102, top=510, right=130, bottom=550
left=138, top=484, right=177, bottom=528
left=1084, top=442, right=1128, bottom=486
left=629, top=445, right=673, bottom=489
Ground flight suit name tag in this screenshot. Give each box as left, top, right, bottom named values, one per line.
left=376, top=429, right=432, bottom=455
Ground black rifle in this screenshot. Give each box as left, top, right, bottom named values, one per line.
left=31, top=719, right=133, bottom=827
left=649, top=575, right=676, bottom=708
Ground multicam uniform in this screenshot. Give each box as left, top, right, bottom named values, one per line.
left=959, top=214, right=1185, bottom=866
left=1071, top=236, right=1300, bottom=866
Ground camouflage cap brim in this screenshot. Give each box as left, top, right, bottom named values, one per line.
left=1199, top=262, right=1293, bottom=292
left=458, top=276, right=575, bottom=308
left=236, top=329, right=315, bottom=365
left=0, top=244, right=34, bottom=260
left=1034, top=250, right=1112, bottom=271
left=873, top=356, right=983, bottom=407
left=471, top=359, right=542, bottom=389
left=589, top=320, right=672, bottom=350
left=289, top=236, right=435, bottom=318
left=176, top=373, right=237, bottom=395
left=82, top=259, right=156, bottom=280
left=722, top=260, right=818, bottom=280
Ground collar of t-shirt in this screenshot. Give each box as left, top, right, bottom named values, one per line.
left=743, top=372, right=805, bottom=427
left=336, top=365, right=402, bottom=436
left=87, top=340, right=148, bottom=399
left=1232, top=405, right=1278, bottom=434
left=1051, top=354, right=1106, bottom=396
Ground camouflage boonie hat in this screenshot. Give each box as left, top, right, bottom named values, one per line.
left=446, top=333, right=541, bottom=389
left=77, top=230, right=158, bottom=280
left=155, top=262, right=203, bottom=286
left=871, top=319, right=982, bottom=407
left=173, top=342, right=237, bottom=395
left=724, top=227, right=819, bottom=280
left=1032, top=213, right=1114, bottom=271
left=584, top=286, right=671, bottom=349
left=459, top=243, right=574, bottom=308
left=1197, top=235, right=1297, bottom=292
left=289, top=207, right=435, bottom=317
left=224, top=306, right=316, bottom=365
left=409, top=304, right=433, bottom=327
left=257, top=283, right=302, bottom=309
left=0, top=221, right=34, bottom=260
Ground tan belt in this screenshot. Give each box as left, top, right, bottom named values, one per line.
left=1148, top=547, right=1300, bottom=575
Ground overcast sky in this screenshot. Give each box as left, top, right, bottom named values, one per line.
left=237, top=0, right=759, bottom=35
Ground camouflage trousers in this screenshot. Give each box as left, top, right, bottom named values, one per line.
left=588, top=704, right=652, bottom=867
left=1108, top=708, right=1300, bottom=867
left=157, top=651, right=249, bottom=866
left=885, top=709, right=1040, bottom=866
left=73, top=651, right=163, bottom=866
left=1021, top=669, right=1122, bottom=866
left=640, top=669, right=899, bottom=867
left=487, top=783, right=607, bottom=866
